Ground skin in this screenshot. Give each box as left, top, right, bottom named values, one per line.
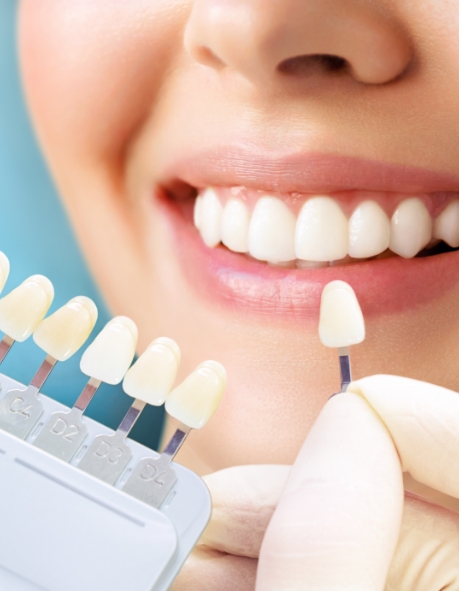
left=18, top=0, right=459, bottom=587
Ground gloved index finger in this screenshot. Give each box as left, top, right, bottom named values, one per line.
left=348, top=374, right=459, bottom=499
left=257, top=391, right=403, bottom=591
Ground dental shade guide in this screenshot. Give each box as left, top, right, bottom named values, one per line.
left=0, top=261, right=222, bottom=591
left=78, top=337, right=182, bottom=486
left=319, top=280, right=365, bottom=392
left=32, top=297, right=99, bottom=459
left=0, top=275, right=55, bottom=438
left=123, top=360, right=226, bottom=508
left=76, top=317, right=140, bottom=483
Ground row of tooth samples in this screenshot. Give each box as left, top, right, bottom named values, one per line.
left=195, top=189, right=459, bottom=262
left=0, top=253, right=226, bottom=507
left=0, top=251, right=226, bottom=496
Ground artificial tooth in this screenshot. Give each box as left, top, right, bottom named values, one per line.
left=221, top=198, right=250, bottom=253
left=0, top=275, right=54, bottom=342
left=123, top=337, right=181, bottom=406
left=248, top=197, right=296, bottom=262
left=433, top=200, right=459, bottom=248
left=33, top=296, right=98, bottom=362
left=348, top=201, right=390, bottom=258
left=319, top=280, right=365, bottom=348
left=295, top=197, right=348, bottom=262
left=390, top=198, right=432, bottom=258
left=165, top=360, right=226, bottom=429
left=199, top=188, right=223, bottom=247
left=193, top=195, right=202, bottom=230
left=80, top=316, right=138, bottom=384
left=0, top=252, right=10, bottom=293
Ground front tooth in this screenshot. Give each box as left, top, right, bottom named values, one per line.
left=165, top=360, right=226, bottom=429
left=390, top=198, right=432, bottom=258
left=348, top=201, right=390, bottom=258
left=221, top=198, right=250, bottom=253
left=80, top=316, right=138, bottom=384
left=248, top=197, right=296, bottom=262
left=199, top=188, right=223, bottom=247
left=123, top=337, right=181, bottom=405
left=319, top=280, right=365, bottom=348
left=193, top=195, right=202, bottom=230
left=295, top=197, right=348, bottom=262
left=0, top=275, right=54, bottom=342
left=433, top=200, right=459, bottom=247
left=33, top=296, right=98, bottom=361
left=0, top=252, right=10, bottom=293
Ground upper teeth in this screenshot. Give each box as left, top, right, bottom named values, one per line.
left=194, top=188, right=459, bottom=263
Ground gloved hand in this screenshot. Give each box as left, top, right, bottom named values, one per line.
left=172, top=375, right=459, bottom=590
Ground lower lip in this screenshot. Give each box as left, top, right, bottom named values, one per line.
left=158, top=194, right=459, bottom=321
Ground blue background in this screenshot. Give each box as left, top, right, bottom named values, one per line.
left=0, top=1, right=164, bottom=449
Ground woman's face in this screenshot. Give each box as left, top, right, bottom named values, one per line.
left=19, top=0, right=459, bottom=473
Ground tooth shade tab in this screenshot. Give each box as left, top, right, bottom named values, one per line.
left=295, top=197, right=348, bottom=262
left=80, top=316, right=138, bottom=384
left=165, top=360, right=226, bottom=429
left=0, top=275, right=54, bottom=342
left=199, top=188, right=223, bottom=248
left=319, top=280, right=365, bottom=348
left=433, top=200, right=459, bottom=248
left=0, top=252, right=10, bottom=293
left=248, top=197, right=296, bottom=262
left=390, top=198, right=432, bottom=259
left=221, top=198, right=250, bottom=253
left=33, top=296, right=98, bottom=362
left=349, top=201, right=390, bottom=258
left=123, top=337, right=181, bottom=405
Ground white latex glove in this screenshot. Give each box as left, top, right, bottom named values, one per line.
left=172, top=375, right=459, bottom=590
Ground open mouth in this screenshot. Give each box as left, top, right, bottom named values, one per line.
left=155, top=151, right=459, bottom=318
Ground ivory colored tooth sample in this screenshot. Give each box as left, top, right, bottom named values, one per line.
left=319, top=280, right=365, bottom=348
left=390, top=198, right=432, bottom=258
left=33, top=296, right=98, bottom=362
left=0, top=275, right=54, bottom=342
left=0, top=252, right=10, bottom=293
left=123, top=337, right=181, bottom=405
left=433, top=200, right=459, bottom=248
left=80, top=316, right=138, bottom=384
left=165, top=360, right=226, bottom=429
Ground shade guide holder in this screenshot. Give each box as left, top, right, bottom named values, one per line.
left=0, top=371, right=211, bottom=591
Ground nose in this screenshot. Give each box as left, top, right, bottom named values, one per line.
left=184, top=0, right=412, bottom=86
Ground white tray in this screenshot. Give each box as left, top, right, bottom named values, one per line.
left=0, top=373, right=211, bottom=591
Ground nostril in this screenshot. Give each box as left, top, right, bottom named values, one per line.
left=191, top=45, right=226, bottom=70
left=278, top=54, right=348, bottom=76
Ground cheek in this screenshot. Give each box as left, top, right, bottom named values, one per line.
left=19, top=0, right=188, bottom=169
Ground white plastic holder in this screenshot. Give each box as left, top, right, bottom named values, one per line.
left=0, top=373, right=211, bottom=591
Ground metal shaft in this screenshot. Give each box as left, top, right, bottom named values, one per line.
left=0, top=334, right=14, bottom=365
left=73, top=377, right=102, bottom=413
left=338, top=346, right=352, bottom=392
left=161, top=423, right=191, bottom=462
left=29, top=355, right=57, bottom=394
left=116, top=399, right=146, bottom=437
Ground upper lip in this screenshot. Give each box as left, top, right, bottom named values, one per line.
left=159, top=146, right=459, bottom=196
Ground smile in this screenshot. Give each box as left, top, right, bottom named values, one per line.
left=157, top=151, right=459, bottom=319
